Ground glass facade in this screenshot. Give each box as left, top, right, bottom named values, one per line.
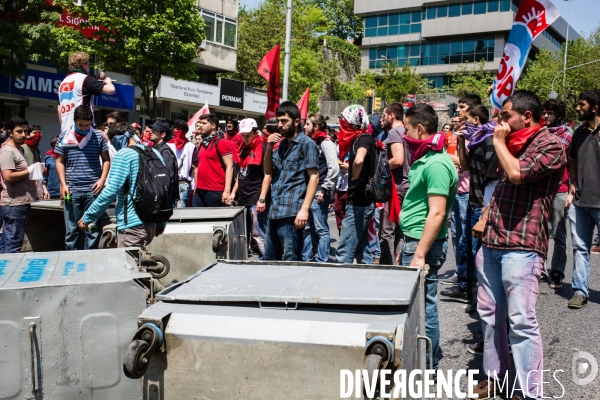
left=368, top=37, right=495, bottom=69
left=365, top=11, right=422, bottom=37
left=423, top=0, right=510, bottom=20
left=200, top=9, right=237, bottom=48
left=542, top=29, right=564, bottom=49
left=426, top=75, right=453, bottom=89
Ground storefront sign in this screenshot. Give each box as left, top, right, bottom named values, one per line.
left=219, top=78, right=244, bottom=109
left=0, top=68, right=134, bottom=110
left=156, top=76, right=220, bottom=105
left=244, top=91, right=268, bottom=114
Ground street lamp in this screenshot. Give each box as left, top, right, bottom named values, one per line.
left=562, top=0, right=572, bottom=91
left=549, top=59, right=600, bottom=99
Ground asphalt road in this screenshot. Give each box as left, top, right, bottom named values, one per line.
left=323, top=214, right=600, bottom=399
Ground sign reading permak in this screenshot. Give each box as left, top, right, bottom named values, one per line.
left=219, top=78, right=245, bottom=110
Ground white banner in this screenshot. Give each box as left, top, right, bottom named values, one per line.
left=156, top=76, right=220, bottom=105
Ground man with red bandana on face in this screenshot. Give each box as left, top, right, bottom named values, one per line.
left=168, top=119, right=198, bottom=208
left=224, top=117, right=243, bottom=147
left=22, top=125, right=42, bottom=166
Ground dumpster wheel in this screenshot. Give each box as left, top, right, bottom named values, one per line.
left=123, top=339, right=150, bottom=379
left=147, top=254, right=170, bottom=279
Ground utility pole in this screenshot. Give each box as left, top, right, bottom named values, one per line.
left=282, top=0, right=292, bottom=101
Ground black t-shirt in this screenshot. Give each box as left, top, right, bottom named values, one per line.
left=237, top=143, right=270, bottom=206
left=570, top=123, right=600, bottom=208
left=82, top=76, right=105, bottom=108
left=348, top=134, right=375, bottom=206
left=468, top=136, right=498, bottom=207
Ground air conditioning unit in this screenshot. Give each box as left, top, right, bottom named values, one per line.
left=199, top=40, right=207, bottom=52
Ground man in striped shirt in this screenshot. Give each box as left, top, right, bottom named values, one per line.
left=55, top=105, right=110, bottom=250
left=79, top=144, right=166, bottom=249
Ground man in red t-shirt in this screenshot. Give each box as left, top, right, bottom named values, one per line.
left=192, top=114, right=235, bottom=207
left=224, top=117, right=243, bottom=147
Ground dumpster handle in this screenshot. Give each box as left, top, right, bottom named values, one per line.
left=29, top=322, right=38, bottom=394
left=258, top=300, right=298, bottom=310
left=416, top=335, right=433, bottom=371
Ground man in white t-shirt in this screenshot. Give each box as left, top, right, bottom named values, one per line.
left=168, top=119, right=198, bottom=207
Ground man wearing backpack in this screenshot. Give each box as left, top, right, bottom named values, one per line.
left=149, top=121, right=180, bottom=206
left=335, top=105, right=378, bottom=264
left=193, top=114, right=235, bottom=207
left=79, top=142, right=169, bottom=249
left=400, top=103, right=457, bottom=372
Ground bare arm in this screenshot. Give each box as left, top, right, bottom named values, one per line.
left=264, top=133, right=281, bottom=176
left=221, top=153, right=234, bottom=203
left=91, top=151, right=111, bottom=196
left=57, top=105, right=62, bottom=126
left=351, top=147, right=368, bottom=180
left=410, top=195, right=447, bottom=267
left=102, top=77, right=116, bottom=95
left=256, top=174, right=272, bottom=213
left=295, top=168, right=319, bottom=229
left=388, top=142, right=404, bottom=170
left=1, top=168, right=30, bottom=183
left=228, top=176, right=239, bottom=205
left=565, top=158, right=577, bottom=208
left=457, top=135, right=470, bottom=171
left=56, top=154, right=69, bottom=198
left=493, top=122, right=522, bottom=185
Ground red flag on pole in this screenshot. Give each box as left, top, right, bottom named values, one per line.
left=257, top=44, right=281, bottom=120
left=296, top=87, right=310, bottom=120
left=187, top=101, right=210, bottom=134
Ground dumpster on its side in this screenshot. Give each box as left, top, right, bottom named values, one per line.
left=0, top=248, right=149, bottom=399
left=124, top=260, right=427, bottom=400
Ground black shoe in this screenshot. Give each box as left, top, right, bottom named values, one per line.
left=441, top=287, right=469, bottom=300
left=441, top=273, right=458, bottom=285
left=465, top=298, right=478, bottom=313
left=467, top=341, right=484, bottom=355
left=549, top=273, right=563, bottom=289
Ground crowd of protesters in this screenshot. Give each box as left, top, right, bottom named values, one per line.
left=0, top=50, right=599, bottom=399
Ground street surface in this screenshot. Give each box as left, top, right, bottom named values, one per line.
left=323, top=215, right=600, bottom=399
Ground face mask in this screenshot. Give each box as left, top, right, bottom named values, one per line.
left=74, top=125, right=90, bottom=135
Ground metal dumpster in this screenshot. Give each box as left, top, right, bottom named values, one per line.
left=24, top=200, right=114, bottom=252
left=124, top=260, right=426, bottom=399
left=0, top=248, right=150, bottom=399
left=145, top=207, right=247, bottom=286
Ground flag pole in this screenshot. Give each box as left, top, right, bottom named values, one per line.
left=282, top=0, right=292, bottom=101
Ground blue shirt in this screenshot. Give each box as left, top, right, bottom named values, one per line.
left=43, top=154, right=61, bottom=198
left=55, top=129, right=109, bottom=192
left=82, top=146, right=165, bottom=230
left=269, top=131, right=319, bottom=219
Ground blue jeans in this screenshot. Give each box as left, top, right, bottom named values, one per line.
left=450, top=193, right=468, bottom=265
left=177, top=181, right=192, bottom=208
left=302, top=194, right=331, bottom=262
left=401, top=238, right=448, bottom=371
left=0, top=204, right=30, bottom=253
left=336, top=203, right=375, bottom=264
left=569, top=204, right=600, bottom=298
left=457, top=204, right=481, bottom=292
left=246, top=205, right=269, bottom=260
left=264, top=217, right=303, bottom=261
left=64, top=191, right=99, bottom=250
left=371, top=206, right=381, bottom=258
left=192, top=189, right=223, bottom=207
left=477, top=246, right=544, bottom=399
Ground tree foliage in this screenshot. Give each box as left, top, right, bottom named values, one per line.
left=74, top=0, right=205, bottom=120
left=376, top=61, right=435, bottom=105
left=311, top=0, right=363, bottom=42
left=0, top=0, right=83, bottom=77
left=449, top=60, right=495, bottom=106
left=517, top=28, right=600, bottom=122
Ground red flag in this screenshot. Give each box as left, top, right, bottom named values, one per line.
left=187, top=101, right=210, bottom=134
left=297, top=87, right=310, bottom=120
left=257, top=44, right=281, bottom=120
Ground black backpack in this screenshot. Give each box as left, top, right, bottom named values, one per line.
left=353, top=134, right=392, bottom=203
left=124, top=146, right=174, bottom=225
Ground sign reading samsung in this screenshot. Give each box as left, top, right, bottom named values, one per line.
left=219, top=78, right=245, bottom=110
left=0, top=69, right=135, bottom=110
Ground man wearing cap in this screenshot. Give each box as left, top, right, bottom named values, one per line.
left=227, top=118, right=271, bottom=258
left=150, top=121, right=179, bottom=206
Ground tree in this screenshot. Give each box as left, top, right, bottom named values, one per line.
left=311, top=0, right=364, bottom=42
left=376, top=61, right=435, bottom=105
left=449, top=60, right=495, bottom=106
left=0, top=0, right=83, bottom=77
left=77, top=0, right=205, bottom=120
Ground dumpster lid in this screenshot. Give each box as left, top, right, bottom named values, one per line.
left=0, top=248, right=150, bottom=289
left=31, top=199, right=64, bottom=210
left=168, top=207, right=244, bottom=221
left=157, top=261, right=421, bottom=306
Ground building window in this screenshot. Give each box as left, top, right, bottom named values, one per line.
left=424, top=0, right=512, bottom=19
left=199, top=9, right=237, bottom=49
left=368, top=37, right=495, bottom=68
left=426, top=74, right=453, bottom=89
left=364, top=10, right=424, bottom=37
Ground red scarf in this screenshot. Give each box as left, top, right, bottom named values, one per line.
left=506, top=125, right=543, bottom=157
left=311, top=130, right=329, bottom=144
left=26, top=132, right=42, bottom=148
left=235, top=136, right=263, bottom=168
left=46, top=149, right=57, bottom=159
left=338, top=118, right=365, bottom=161
left=403, top=133, right=445, bottom=163
left=389, top=175, right=401, bottom=224
left=168, top=129, right=189, bottom=151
